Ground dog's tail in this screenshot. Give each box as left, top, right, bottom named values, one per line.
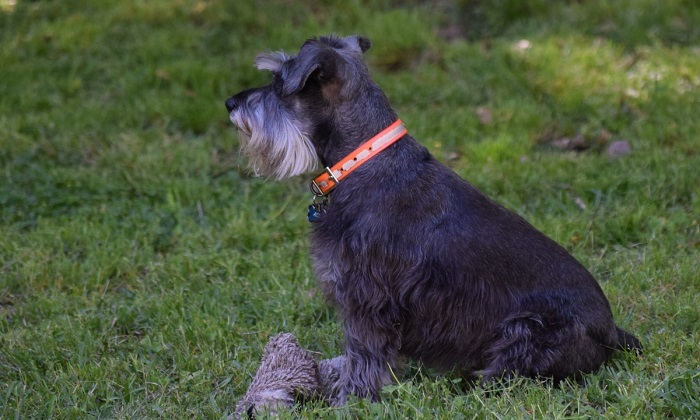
left=615, top=326, right=643, bottom=354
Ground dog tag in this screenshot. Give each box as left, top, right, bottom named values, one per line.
left=308, top=196, right=328, bottom=222
left=308, top=204, right=324, bottom=222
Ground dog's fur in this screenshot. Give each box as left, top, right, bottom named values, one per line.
left=226, top=35, right=641, bottom=404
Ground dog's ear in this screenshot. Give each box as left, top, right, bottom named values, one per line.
left=282, top=49, right=338, bottom=97
left=346, top=35, right=371, bottom=54
left=254, top=51, right=290, bottom=73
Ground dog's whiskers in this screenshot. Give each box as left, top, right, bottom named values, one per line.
left=230, top=96, right=318, bottom=179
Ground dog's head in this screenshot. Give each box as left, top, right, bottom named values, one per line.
left=225, top=35, right=372, bottom=179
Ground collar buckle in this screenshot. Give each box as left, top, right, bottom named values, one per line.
left=310, top=167, right=339, bottom=196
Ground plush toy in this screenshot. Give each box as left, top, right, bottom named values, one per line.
left=232, top=333, right=343, bottom=419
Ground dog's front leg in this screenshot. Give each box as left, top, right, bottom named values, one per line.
left=335, top=310, right=401, bottom=404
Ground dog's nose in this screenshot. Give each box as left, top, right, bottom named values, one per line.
left=225, top=97, right=239, bottom=113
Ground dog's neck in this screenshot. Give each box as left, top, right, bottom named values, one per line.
left=314, top=84, right=398, bottom=166
left=310, top=119, right=407, bottom=196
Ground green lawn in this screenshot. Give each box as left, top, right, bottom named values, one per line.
left=1, top=0, right=699, bottom=418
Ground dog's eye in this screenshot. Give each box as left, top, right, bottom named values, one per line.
left=316, top=70, right=325, bottom=82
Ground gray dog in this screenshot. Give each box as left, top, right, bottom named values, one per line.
left=225, top=35, right=641, bottom=404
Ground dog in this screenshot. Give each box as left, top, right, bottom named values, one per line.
left=225, top=35, right=641, bottom=404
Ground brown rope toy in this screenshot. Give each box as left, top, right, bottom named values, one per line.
left=232, top=333, right=345, bottom=419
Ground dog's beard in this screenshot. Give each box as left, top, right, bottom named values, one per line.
left=230, top=99, right=319, bottom=180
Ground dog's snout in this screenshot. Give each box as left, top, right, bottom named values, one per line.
left=225, top=97, right=239, bottom=113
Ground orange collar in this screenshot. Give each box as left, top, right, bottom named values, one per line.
left=310, top=119, right=407, bottom=196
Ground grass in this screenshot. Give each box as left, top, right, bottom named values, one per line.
left=1, top=0, right=699, bottom=417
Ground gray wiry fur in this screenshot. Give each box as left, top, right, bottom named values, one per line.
left=254, top=51, right=291, bottom=73
left=232, top=333, right=344, bottom=419
left=226, top=34, right=641, bottom=407
left=317, top=356, right=345, bottom=405
left=228, top=92, right=318, bottom=179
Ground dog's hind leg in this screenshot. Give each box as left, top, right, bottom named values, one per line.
left=479, top=297, right=617, bottom=382
left=478, top=311, right=567, bottom=381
